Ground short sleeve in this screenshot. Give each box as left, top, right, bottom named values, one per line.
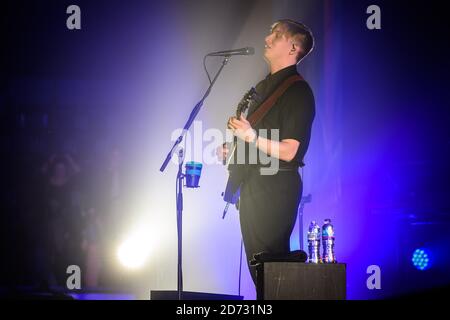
left=279, top=81, right=315, bottom=143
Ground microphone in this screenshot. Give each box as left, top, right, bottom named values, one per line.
left=207, top=47, right=255, bottom=57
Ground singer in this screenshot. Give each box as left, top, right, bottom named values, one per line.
left=221, top=19, right=315, bottom=285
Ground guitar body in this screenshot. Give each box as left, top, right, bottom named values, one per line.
left=222, top=88, right=257, bottom=205
left=222, top=165, right=243, bottom=204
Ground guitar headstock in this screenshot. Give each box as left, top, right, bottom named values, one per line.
left=236, top=87, right=257, bottom=118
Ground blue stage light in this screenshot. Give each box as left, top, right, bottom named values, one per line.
left=411, top=249, right=430, bottom=271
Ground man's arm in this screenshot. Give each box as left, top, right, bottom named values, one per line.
left=228, top=116, right=300, bottom=162
left=253, top=136, right=300, bottom=162
left=229, top=81, right=314, bottom=164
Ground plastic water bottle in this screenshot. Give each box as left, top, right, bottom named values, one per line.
left=322, top=219, right=336, bottom=263
left=307, top=221, right=321, bottom=263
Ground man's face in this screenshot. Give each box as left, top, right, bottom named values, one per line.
left=264, top=24, right=294, bottom=64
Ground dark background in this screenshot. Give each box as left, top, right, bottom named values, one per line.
left=1, top=0, right=449, bottom=299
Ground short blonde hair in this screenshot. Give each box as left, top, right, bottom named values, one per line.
left=271, top=19, right=314, bottom=62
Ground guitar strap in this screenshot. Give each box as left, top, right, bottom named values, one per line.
left=247, top=74, right=304, bottom=126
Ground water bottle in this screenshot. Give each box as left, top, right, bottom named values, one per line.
left=307, top=221, right=321, bottom=263
left=322, top=219, right=336, bottom=263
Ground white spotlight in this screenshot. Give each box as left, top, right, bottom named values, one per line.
left=117, top=228, right=154, bottom=269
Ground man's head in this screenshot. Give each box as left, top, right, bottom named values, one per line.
left=264, top=19, right=314, bottom=67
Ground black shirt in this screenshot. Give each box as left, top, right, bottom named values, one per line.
left=247, top=64, right=315, bottom=169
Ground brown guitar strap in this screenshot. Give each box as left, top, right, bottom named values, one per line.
left=247, top=74, right=304, bottom=126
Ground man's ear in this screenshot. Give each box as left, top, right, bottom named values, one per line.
left=289, top=43, right=301, bottom=56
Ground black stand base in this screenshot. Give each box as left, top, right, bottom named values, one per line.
left=150, top=290, right=244, bottom=300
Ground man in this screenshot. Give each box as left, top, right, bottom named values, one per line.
left=221, top=19, right=315, bottom=285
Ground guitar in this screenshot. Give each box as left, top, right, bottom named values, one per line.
left=221, top=87, right=257, bottom=217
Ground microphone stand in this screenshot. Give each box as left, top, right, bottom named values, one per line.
left=160, top=56, right=230, bottom=300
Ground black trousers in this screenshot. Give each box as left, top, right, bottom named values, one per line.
left=239, top=167, right=302, bottom=285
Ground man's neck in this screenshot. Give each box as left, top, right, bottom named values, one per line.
left=269, top=61, right=296, bottom=75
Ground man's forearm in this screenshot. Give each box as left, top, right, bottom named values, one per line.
left=254, top=135, right=299, bottom=162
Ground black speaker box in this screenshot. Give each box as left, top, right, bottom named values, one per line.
left=255, top=262, right=346, bottom=300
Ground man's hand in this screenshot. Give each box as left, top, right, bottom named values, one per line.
left=227, top=114, right=257, bottom=143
